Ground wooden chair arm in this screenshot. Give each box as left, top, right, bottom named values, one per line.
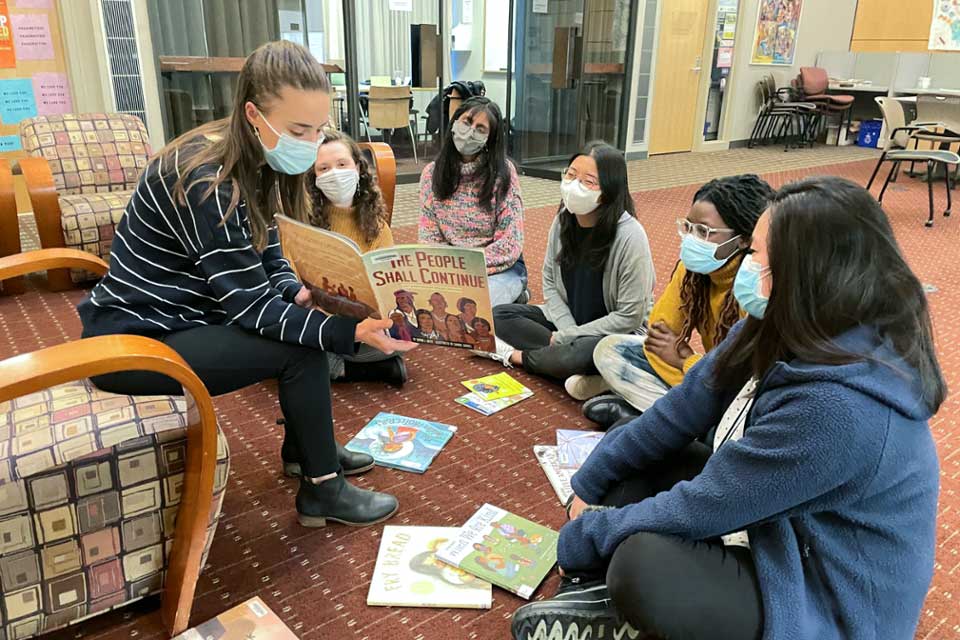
left=0, top=335, right=218, bottom=637
left=358, top=142, right=396, bottom=226
left=19, top=157, right=72, bottom=291
left=0, top=248, right=107, bottom=282
left=0, top=158, right=23, bottom=295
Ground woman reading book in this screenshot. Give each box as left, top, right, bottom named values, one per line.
left=478, top=142, right=655, bottom=402
left=418, top=97, right=527, bottom=307
left=77, top=40, right=412, bottom=529
left=511, top=177, right=943, bottom=640
left=309, top=129, right=407, bottom=386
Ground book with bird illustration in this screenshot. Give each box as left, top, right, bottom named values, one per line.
left=344, top=412, right=457, bottom=473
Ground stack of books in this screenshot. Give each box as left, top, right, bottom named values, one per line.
left=456, top=372, right=533, bottom=416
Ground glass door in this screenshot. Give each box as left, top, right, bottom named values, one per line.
left=512, top=0, right=635, bottom=178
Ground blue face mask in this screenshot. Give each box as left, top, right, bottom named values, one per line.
left=679, top=234, right=741, bottom=274
left=733, top=254, right=771, bottom=319
left=256, top=110, right=322, bottom=175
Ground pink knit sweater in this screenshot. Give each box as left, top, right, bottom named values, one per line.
left=418, top=159, right=524, bottom=275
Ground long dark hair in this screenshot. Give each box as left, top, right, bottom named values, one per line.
left=557, top=141, right=633, bottom=271
left=711, top=176, right=946, bottom=413
left=431, top=97, right=510, bottom=212
left=678, top=174, right=774, bottom=347
left=308, top=130, right=388, bottom=246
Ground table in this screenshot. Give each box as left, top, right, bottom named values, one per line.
left=829, top=83, right=888, bottom=93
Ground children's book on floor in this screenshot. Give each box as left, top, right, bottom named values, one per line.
left=368, top=526, right=493, bottom=609
left=460, top=372, right=530, bottom=401
left=455, top=388, right=533, bottom=416
left=172, top=596, right=296, bottom=640
left=556, top=429, right=604, bottom=469
left=344, top=412, right=456, bottom=473
left=276, top=214, right=496, bottom=350
left=436, top=503, right=559, bottom=599
left=533, top=445, right=575, bottom=505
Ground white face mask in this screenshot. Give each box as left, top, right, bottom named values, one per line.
left=561, top=178, right=601, bottom=216
left=315, top=168, right=359, bottom=207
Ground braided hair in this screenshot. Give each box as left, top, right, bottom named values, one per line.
left=677, top=174, right=775, bottom=348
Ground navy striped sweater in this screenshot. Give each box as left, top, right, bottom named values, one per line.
left=78, top=152, right=358, bottom=354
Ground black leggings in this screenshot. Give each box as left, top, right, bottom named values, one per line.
left=600, top=431, right=764, bottom=640
left=89, top=325, right=339, bottom=477
left=492, top=304, right=601, bottom=379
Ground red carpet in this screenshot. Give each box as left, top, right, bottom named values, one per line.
left=4, top=157, right=958, bottom=639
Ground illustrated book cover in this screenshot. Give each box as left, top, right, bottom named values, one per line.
left=172, top=596, right=296, bottom=640
left=533, top=445, right=575, bottom=505
left=556, top=429, right=604, bottom=470
left=459, top=372, right=530, bottom=401
left=455, top=389, right=533, bottom=416
left=344, top=412, right=456, bottom=473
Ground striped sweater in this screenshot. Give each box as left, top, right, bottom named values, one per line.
left=78, top=153, right=358, bottom=354
left=418, top=159, right=524, bottom=275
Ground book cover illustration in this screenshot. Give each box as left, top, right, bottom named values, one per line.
left=460, top=372, right=530, bottom=402
left=367, top=526, right=493, bottom=609
left=436, top=503, right=559, bottom=599
left=455, top=389, right=533, bottom=416
left=172, top=596, right=296, bottom=640
left=276, top=214, right=496, bottom=350
left=533, top=445, right=575, bottom=505
left=344, top=412, right=457, bottom=473
left=556, top=429, right=604, bottom=470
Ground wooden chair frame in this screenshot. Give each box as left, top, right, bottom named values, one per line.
left=358, top=142, right=397, bottom=226
left=0, top=248, right=219, bottom=637
left=0, top=159, right=24, bottom=295
left=19, top=156, right=75, bottom=291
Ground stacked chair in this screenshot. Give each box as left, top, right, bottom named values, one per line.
left=794, top=67, right=855, bottom=145
left=747, top=75, right=819, bottom=150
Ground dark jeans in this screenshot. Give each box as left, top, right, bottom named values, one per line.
left=89, top=325, right=339, bottom=477
left=493, top=304, right=602, bottom=379
left=599, top=424, right=764, bottom=640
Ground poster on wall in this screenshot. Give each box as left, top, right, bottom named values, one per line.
left=929, top=0, right=960, bottom=51
left=0, top=0, right=16, bottom=68
left=750, top=0, right=803, bottom=65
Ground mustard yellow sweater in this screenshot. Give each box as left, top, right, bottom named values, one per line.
left=323, top=204, right=394, bottom=253
left=644, top=257, right=745, bottom=387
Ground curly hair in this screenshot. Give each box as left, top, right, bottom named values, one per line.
left=677, top=174, right=775, bottom=348
left=308, top=130, right=388, bottom=247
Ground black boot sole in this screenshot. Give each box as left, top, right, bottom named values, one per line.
left=297, top=502, right=399, bottom=528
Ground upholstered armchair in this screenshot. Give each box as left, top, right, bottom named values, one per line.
left=18, top=114, right=152, bottom=291
left=0, top=248, right=229, bottom=637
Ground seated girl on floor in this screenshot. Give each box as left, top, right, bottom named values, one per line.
left=309, top=129, right=406, bottom=387
left=478, top=142, right=655, bottom=401
left=512, top=176, right=944, bottom=640
left=418, top=96, right=527, bottom=307
left=583, top=174, right=774, bottom=429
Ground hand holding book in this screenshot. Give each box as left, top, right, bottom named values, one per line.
left=356, top=317, right=418, bottom=354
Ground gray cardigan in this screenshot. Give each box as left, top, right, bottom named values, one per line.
left=539, top=212, right=656, bottom=344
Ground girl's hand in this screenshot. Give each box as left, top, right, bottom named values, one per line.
left=567, top=495, right=588, bottom=521
left=356, top=317, right=418, bottom=354
left=294, top=285, right=313, bottom=309
left=645, top=322, right=694, bottom=370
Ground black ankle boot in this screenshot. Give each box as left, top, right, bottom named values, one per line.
left=342, top=356, right=408, bottom=387
left=279, top=427, right=374, bottom=478
left=295, top=473, right=398, bottom=527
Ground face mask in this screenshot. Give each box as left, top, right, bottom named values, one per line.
left=561, top=178, right=601, bottom=216
left=679, top=233, right=741, bottom=274
left=733, top=254, right=771, bottom=319
left=452, top=119, right=488, bottom=157
left=315, top=168, right=359, bottom=207
left=255, top=109, right=322, bottom=175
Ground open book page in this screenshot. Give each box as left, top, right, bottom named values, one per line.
left=275, top=214, right=380, bottom=320
left=361, top=245, right=496, bottom=349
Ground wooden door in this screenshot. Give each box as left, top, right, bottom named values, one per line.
left=648, top=0, right=710, bottom=155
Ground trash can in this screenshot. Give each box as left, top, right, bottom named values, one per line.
left=857, top=120, right=884, bottom=148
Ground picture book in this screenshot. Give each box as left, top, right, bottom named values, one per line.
left=172, top=596, right=296, bottom=640
left=436, top=504, right=559, bottom=599
left=533, top=445, right=575, bottom=505
left=460, top=372, right=530, bottom=401
left=455, top=389, right=533, bottom=416
left=367, top=526, right=493, bottom=609
left=556, top=429, right=604, bottom=470
left=344, top=412, right=457, bottom=473
left=276, top=214, right=496, bottom=350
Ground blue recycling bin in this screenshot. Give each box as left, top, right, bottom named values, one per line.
left=857, top=120, right=883, bottom=148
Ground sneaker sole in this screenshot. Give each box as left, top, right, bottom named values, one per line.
left=283, top=462, right=376, bottom=478
left=512, top=606, right=641, bottom=640
left=297, top=503, right=399, bottom=528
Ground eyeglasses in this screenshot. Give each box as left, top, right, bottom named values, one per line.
left=562, top=167, right=600, bottom=190
left=676, top=218, right=735, bottom=242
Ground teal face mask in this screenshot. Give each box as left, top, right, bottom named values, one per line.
left=733, top=254, right=771, bottom=319
left=256, top=110, right=322, bottom=175
left=679, top=234, right=740, bottom=274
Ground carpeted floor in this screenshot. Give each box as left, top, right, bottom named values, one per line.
left=3, top=154, right=959, bottom=640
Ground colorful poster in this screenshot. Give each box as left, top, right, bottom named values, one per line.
left=929, top=0, right=960, bottom=51
left=11, top=12, right=53, bottom=60
left=750, top=0, right=803, bottom=65
left=0, top=0, right=16, bottom=68
left=718, top=46, right=734, bottom=68
left=0, top=134, right=20, bottom=152
left=0, top=77, right=36, bottom=124
left=13, top=0, right=52, bottom=8
left=33, top=72, right=72, bottom=115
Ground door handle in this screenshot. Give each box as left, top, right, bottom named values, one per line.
left=691, top=67, right=702, bottom=72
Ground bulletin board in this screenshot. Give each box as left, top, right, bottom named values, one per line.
left=0, top=0, right=74, bottom=161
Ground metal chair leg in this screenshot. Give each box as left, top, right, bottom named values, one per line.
left=926, top=160, right=935, bottom=227
left=408, top=124, right=418, bottom=165
left=866, top=152, right=887, bottom=190
left=945, top=162, right=953, bottom=217
left=878, top=160, right=899, bottom=202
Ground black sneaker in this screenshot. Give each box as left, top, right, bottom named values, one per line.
left=511, top=575, right=641, bottom=640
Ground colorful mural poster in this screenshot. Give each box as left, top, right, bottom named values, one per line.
left=750, top=0, right=803, bottom=65
left=929, top=0, right=960, bottom=51
left=0, top=0, right=16, bottom=69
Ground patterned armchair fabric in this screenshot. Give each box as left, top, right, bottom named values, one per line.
left=58, top=193, right=130, bottom=283
left=0, top=379, right=229, bottom=638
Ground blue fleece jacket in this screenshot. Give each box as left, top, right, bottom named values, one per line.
left=560, top=322, right=939, bottom=640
